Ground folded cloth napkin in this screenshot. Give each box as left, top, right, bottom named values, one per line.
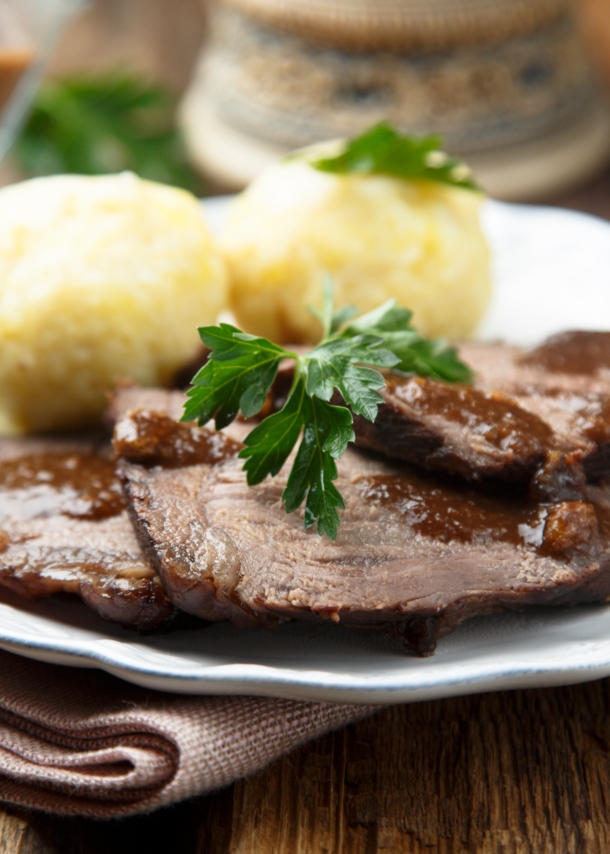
left=0, top=649, right=378, bottom=818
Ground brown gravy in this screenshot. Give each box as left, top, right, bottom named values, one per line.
left=386, top=375, right=554, bottom=452
left=358, top=472, right=597, bottom=556
left=113, top=409, right=242, bottom=468
left=520, top=331, right=610, bottom=375
left=0, top=453, right=124, bottom=521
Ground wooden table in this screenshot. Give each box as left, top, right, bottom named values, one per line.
left=0, top=171, right=609, bottom=854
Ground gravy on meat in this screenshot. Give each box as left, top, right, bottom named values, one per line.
left=0, top=452, right=124, bottom=521
left=0, top=438, right=173, bottom=628
left=357, top=473, right=597, bottom=557
left=520, top=331, right=610, bottom=375
left=115, top=404, right=610, bottom=657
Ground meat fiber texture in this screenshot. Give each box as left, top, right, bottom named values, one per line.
left=0, top=434, right=173, bottom=628
left=113, top=400, right=610, bottom=656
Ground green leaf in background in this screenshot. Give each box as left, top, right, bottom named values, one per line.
left=310, top=122, right=480, bottom=192
left=15, top=70, right=202, bottom=193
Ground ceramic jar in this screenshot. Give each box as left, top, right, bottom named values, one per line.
left=180, top=0, right=610, bottom=199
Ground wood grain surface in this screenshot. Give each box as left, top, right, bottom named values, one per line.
left=200, top=685, right=610, bottom=854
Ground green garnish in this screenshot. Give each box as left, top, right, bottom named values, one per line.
left=15, top=71, right=202, bottom=193
left=182, top=281, right=472, bottom=539
left=310, top=122, right=479, bottom=191
left=342, top=301, right=474, bottom=384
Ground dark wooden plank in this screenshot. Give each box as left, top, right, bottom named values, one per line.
left=0, top=798, right=204, bottom=854
left=196, top=680, right=610, bottom=854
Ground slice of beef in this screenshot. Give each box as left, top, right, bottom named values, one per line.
left=510, top=389, right=610, bottom=483
left=459, top=334, right=610, bottom=397
left=0, top=435, right=173, bottom=628
left=113, top=403, right=610, bottom=656
left=261, top=340, right=607, bottom=500
left=106, top=384, right=187, bottom=426
left=459, top=334, right=610, bottom=482
left=339, top=333, right=610, bottom=496
left=350, top=375, right=587, bottom=501
left=519, top=331, right=610, bottom=377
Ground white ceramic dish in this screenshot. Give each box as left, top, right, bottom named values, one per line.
left=1, top=197, right=610, bottom=704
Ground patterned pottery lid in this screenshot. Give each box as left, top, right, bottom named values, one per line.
left=223, top=0, right=566, bottom=51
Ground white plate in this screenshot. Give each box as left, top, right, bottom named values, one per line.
left=1, top=197, right=610, bottom=704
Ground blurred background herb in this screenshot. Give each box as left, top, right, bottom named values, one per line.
left=15, top=70, right=204, bottom=193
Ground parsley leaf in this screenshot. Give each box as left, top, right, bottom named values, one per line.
left=342, top=301, right=474, bottom=383
left=15, top=71, right=203, bottom=193
left=182, top=287, right=473, bottom=538
left=240, top=380, right=307, bottom=484
left=183, top=324, right=289, bottom=428
left=310, top=122, right=479, bottom=191
left=304, top=336, right=398, bottom=419
left=283, top=395, right=353, bottom=540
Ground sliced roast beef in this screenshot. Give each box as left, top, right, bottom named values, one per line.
left=459, top=332, right=610, bottom=482
left=0, top=436, right=173, bottom=628
left=327, top=333, right=610, bottom=494
left=519, top=331, right=610, bottom=377
left=255, top=335, right=610, bottom=499
left=113, top=403, right=610, bottom=656
left=350, top=375, right=587, bottom=501
left=459, top=333, right=610, bottom=397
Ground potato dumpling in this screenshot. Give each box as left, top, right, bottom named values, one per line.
left=0, top=173, right=228, bottom=434
left=222, top=157, right=491, bottom=344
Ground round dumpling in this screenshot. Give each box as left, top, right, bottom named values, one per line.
left=0, top=173, right=228, bottom=434
left=222, top=157, right=491, bottom=344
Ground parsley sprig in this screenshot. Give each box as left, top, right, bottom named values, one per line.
left=343, top=301, right=473, bottom=384
left=182, top=282, right=472, bottom=539
left=16, top=71, right=202, bottom=193
left=310, top=122, right=479, bottom=191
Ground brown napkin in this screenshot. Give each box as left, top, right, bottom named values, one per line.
left=0, top=649, right=378, bottom=818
